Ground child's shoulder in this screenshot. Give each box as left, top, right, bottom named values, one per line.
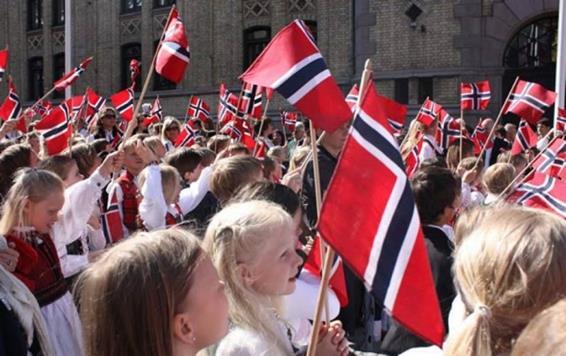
left=215, top=326, right=286, bottom=356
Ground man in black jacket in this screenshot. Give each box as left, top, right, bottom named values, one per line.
left=380, top=166, right=460, bottom=354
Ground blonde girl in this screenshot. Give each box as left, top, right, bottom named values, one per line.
left=78, top=228, right=229, bottom=356
left=444, top=206, right=566, bottom=356
left=161, top=116, right=182, bottom=151
left=204, top=200, right=348, bottom=355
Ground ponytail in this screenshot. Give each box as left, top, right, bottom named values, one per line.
left=444, top=304, right=493, bottom=356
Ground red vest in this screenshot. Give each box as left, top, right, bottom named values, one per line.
left=6, top=231, right=68, bottom=307
left=117, top=170, right=140, bottom=233
left=165, top=204, right=183, bottom=227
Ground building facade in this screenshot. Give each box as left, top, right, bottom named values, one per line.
left=0, top=0, right=560, bottom=122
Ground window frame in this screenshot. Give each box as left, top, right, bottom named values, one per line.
left=52, top=0, right=65, bottom=26
left=121, top=43, right=142, bottom=90
left=121, top=0, right=143, bottom=14
left=153, top=0, right=175, bottom=9
left=27, top=0, right=43, bottom=31
left=243, top=26, right=271, bottom=70
left=152, top=40, right=177, bottom=91
left=28, top=56, right=44, bottom=101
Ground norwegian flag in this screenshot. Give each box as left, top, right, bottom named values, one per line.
left=0, top=47, right=8, bottom=82
left=415, top=98, right=440, bottom=127
left=405, top=135, right=423, bottom=178
left=85, top=88, right=106, bottom=127
left=31, top=99, right=53, bottom=119
left=435, top=108, right=460, bottom=153
left=53, top=56, right=93, bottom=91
left=503, top=80, right=556, bottom=125
left=0, top=77, right=24, bottom=132
left=155, top=8, right=190, bottom=84
left=130, top=59, right=141, bottom=85
left=220, top=118, right=246, bottom=141
left=110, top=86, right=134, bottom=123
left=556, top=108, right=566, bottom=133
left=317, top=81, right=444, bottom=346
left=254, top=138, right=268, bottom=159
left=281, top=111, right=298, bottom=131
left=346, top=84, right=359, bottom=110
left=101, top=192, right=124, bottom=244
left=460, top=81, right=491, bottom=111
left=35, top=103, right=72, bottom=156
left=143, top=96, right=162, bottom=126
left=239, top=82, right=263, bottom=119
left=65, top=94, right=88, bottom=123
left=240, top=19, right=351, bottom=132
left=511, top=119, right=538, bottom=155
left=531, top=138, right=566, bottom=178
left=304, top=236, right=349, bottom=307
left=175, top=122, right=197, bottom=148
left=471, top=118, right=494, bottom=155
left=187, top=96, right=211, bottom=124
left=264, top=87, right=274, bottom=100
left=507, top=172, right=566, bottom=219
left=217, top=83, right=241, bottom=127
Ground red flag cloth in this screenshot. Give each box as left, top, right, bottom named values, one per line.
left=0, top=47, right=8, bottom=82
left=346, top=84, right=359, bottom=110
left=31, top=99, right=53, bottom=119
left=281, top=111, right=298, bottom=131
left=110, top=87, right=135, bottom=122
left=503, top=80, right=556, bottom=125
left=53, top=57, right=93, bottom=91
left=264, top=87, right=274, bottom=100
left=511, top=119, right=538, bottom=155
left=85, top=88, right=106, bottom=127
left=507, top=172, right=566, bottom=219
left=175, top=122, right=197, bottom=148
left=130, top=59, right=141, bottom=86
left=239, top=19, right=351, bottom=132
left=304, top=236, right=349, bottom=307
left=531, top=137, right=566, bottom=178
left=405, top=134, right=423, bottom=178
left=143, top=97, right=162, bottom=126
left=471, top=118, right=494, bottom=155
left=187, top=96, right=211, bottom=124
left=0, top=77, right=24, bottom=132
left=460, top=80, right=491, bottom=111
left=65, top=95, right=87, bottom=123
left=254, top=138, right=267, bottom=159
left=435, top=108, right=460, bottom=153
left=239, top=82, right=263, bottom=119
left=318, top=81, right=444, bottom=346
left=217, top=83, right=241, bottom=127
left=220, top=116, right=250, bottom=141
left=415, top=98, right=440, bottom=127
left=556, top=108, right=566, bottom=133
left=101, top=191, right=124, bottom=244
left=155, top=8, right=190, bottom=84
left=35, top=103, right=72, bottom=155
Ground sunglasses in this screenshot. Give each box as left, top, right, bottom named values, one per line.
left=103, top=115, right=116, bottom=119
left=166, top=126, right=180, bottom=131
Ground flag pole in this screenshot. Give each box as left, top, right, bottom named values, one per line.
left=473, top=76, right=520, bottom=170
left=459, top=104, right=464, bottom=162
left=252, top=97, right=271, bottom=156
left=554, top=0, right=566, bottom=133
left=305, top=58, right=373, bottom=356
left=400, top=96, right=430, bottom=157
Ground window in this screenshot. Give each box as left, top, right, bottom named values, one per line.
left=154, top=0, right=175, bottom=8
left=303, top=20, right=318, bottom=43
left=243, top=26, right=271, bottom=70
left=121, top=0, right=142, bottom=14
left=52, top=0, right=64, bottom=26
left=394, top=78, right=409, bottom=104
left=121, top=43, right=142, bottom=90
left=52, top=53, right=65, bottom=99
left=27, top=0, right=43, bottom=31
left=153, top=41, right=177, bottom=90
left=28, top=57, right=44, bottom=100
left=503, top=16, right=557, bottom=69
left=418, top=77, right=433, bottom=103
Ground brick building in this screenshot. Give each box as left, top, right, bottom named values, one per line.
left=0, top=0, right=560, bottom=123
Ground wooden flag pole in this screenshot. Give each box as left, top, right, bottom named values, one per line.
left=472, top=76, right=520, bottom=171
left=252, top=97, right=271, bottom=156
left=459, top=105, right=464, bottom=162
left=305, top=58, right=373, bottom=356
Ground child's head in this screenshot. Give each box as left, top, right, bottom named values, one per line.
left=203, top=201, right=302, bottom=349
left=39, top=154, right=84, bottom=188
left=139, top=164, right=182, bottom=205
left=457, top=157, right=484, bottom=185
left=0, top=169, right=64, bottom=235
left=69, top=143, right=100, bottom=178
left=444, top=206, right=566, bottom=356
left=411, top=166, right=461, bottom=225
left=226, top=143, right=250, bottom=157
left=288, top=146, right=310, bottom=171
left=143, top=136, right=167, bottom=159
left=194, top=147, right=216, bottom=167
left=482, top=163, right=515, bottom=195
left=90, top=138, right=112, bottom=155
left=260, top=156, right=282, bottom=182
left=210, top=156, right=263, bottom=204
left=207, top=135, right=230, bottom=154
left=509, top=154, right=528, bottom=175
left=164, top=148, right=203, bottom=184
left=0, top=144, right=38, bottom=198
left=122, top=135, right=147, bottom=176
left=78, top=228, right=229, bottom=356
left=267, top=146, right=287, bottom=163
left=446, top=139, right=475, bottom=171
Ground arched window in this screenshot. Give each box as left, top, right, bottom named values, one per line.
left=52, top=53, right=65, bottom=99
left=53, top=0, right=65, bottom=26
left=121, top=0, right=143, bottom=14
left=27, top=0, right=43, bottom=31
left=28, top=57, right=44, bottom=100
left=121, top=43, right=142, bottom=90
left=243, top=26, right=271, bottom=70
left=503, top=16, right=558, bottom=69
left=154, top=0, right=175, bottom=9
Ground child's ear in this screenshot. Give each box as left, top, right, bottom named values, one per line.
left=172, top=312, right=197, bottom=345
left=236, top=264, right=255, bottom=286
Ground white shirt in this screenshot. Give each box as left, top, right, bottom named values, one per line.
left=419, top=134, right=439, bottom=162
left=178, top=165, right=213, bottom=215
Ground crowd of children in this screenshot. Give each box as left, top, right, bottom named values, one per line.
left=0, top=102, right=565, bottom=356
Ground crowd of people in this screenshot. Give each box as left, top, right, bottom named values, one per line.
left=0, top=99, right=565, bottom=356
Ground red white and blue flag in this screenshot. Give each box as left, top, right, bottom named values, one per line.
left=346, top=84, right=359, bottom=110
left=471, top=118, right=493, bottom=155
left=85, top=88, right=106, bottom=127
left=239, top=82, right=263, bottom=119
left=240, top=19, right=351, bottom=132
left=317, top=81, right=444, bottom=346
left=435, top=108, right=460, bottom=153
left=143, top=96, right=162, bottom=126
left=531, top=137, right=566, bottom=179
left=0, top=77, right=22, bottom=122
left=102, top=192, right=124, bottom=244
left=110, top=86, right=135, bottom=123
left=511, top=119, right=538, bottom=155
left=556, top=108, right=566, bottom=133
left=415, top=98, right=440, bottom=127
left=281, top=111, right=298, bottom=131
left=130, top=59, right=141, bottom=86
left=155, top=8, right=190, bottom=84
left=508, top=172, right=566, bottom=219
left=31, top=99, right=53, bottom=119
left=503, top=80, right=556, bottom=125
left=175, top=122, right=198, bottom=148
left=460, top=80, right=491, bottom=111
left=0, top=47, right=8, bottom=82
left=187, top=95, right=211, bottom=124
left=53, top=56, right=93, bottom=91
left=35, top=103, right=72, bottom=155
left=217, top=83, right=241, bottom=127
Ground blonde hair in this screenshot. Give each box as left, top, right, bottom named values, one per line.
left=0, top=169, right=64, bottom=235
left=144, top=136, right=165, bottom=156
left=210, top=156, right=262, bottom=204
left=138, top=164, right=181, bottom=205
left=161, top=116, right=181, bottom=142
left=203, top=200, right=294, bottom=354
left=289, top=146, right=310, bottom=171
left=482, top=163, right=515, bottom=195
left=444, top=206, right=566, bottom=356
left=400, top=120, right=426, bottom=158
left=78, top=228, right=204, bottom=356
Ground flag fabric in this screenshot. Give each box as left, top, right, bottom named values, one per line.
left=65, top=95, right=87, bottom=123
left=175, top=122, right=197, bottom=148
left=187, top=96, right=211, bottom=124
left=460, top=81, right=491, bottom=111
left=557, top=108, right=566, bottom=133
left=317, top=81, right=444, bottom=346
left=217, top=83, right=241, bottom=127
left=85, top=88, right=106, bottom=127
left=471, top=118, right=494, bottom=155
left=281, top=111, right=298, bottom=131
left=346, top=84, right=359, bottom=110
left=155, top=8, right=190, bottom=84
left=254, top=138, right=268, bottom=159
left=415, top=98, right=440, bottom=127
left=0, top=77, right=24, bottom=132
left=435, top=108, right=460, bottom=153
left=511, top=119, right=538, bottom=155
left=264, top=87, right=274, bottom=100
left=0, top=47, right=8, bottom=82
left=110, top=87, right=135, bottom=122
left=35, top=103, right=72, bottom=155
left=503, top=80, right=556, bottom=125
left=31, top=99, right=53, bottom=119
left=53, top=57, right=93, bottom=91
left=130, top=59, right=141, bottom=85
left=239, top=19, right=351, bottom=132
left=531, top=138, right=566, bottom=178
left=143, top=97, right=162, bottom=126
left=239, top=82, right=263, bottom=119
left=405, top=135, right=423, bottom=178
left=507, top=172, right=566, bottom=219
left=220, top=117, right=246, bottom=141
left=304, top=236, right=349, bottom=307
left=101, top=192, right=124, bottom=244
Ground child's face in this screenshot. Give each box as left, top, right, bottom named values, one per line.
left=248, top=223, right=302, bottom=296
left=187, top=164, right=204, bottom=184
left=63, top=162, right=84, bottom=188
left=123, top=148, right=145, bottom=176
left=25, top=191, right=64, bottom=233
